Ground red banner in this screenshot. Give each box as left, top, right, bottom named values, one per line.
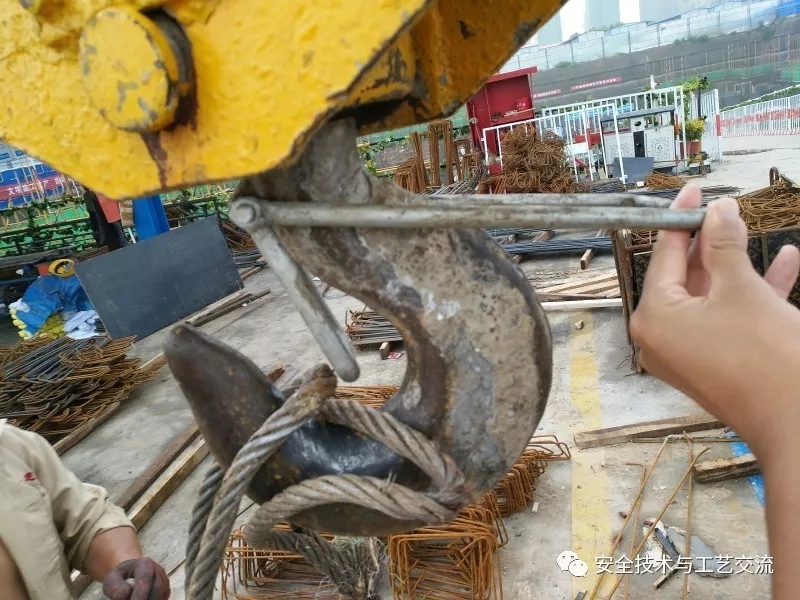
left=533, top=89, right=561, bottom=99
left=571, top=77, right=623, bottom=92
left=0, top=175, right=67, bottom=201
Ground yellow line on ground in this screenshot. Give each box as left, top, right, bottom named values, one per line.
left=570, top=312, right=614, bottom=598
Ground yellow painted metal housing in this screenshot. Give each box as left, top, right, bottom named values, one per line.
left=0, top=0, right=565, bottom=198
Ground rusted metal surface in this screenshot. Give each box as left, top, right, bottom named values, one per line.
left=170, top=118, right=552, bottom=536
left=2, top=335, right=156, bottom=444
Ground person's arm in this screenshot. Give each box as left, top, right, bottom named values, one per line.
left=631, top=189, right=800, bottom=598
left=84, top=526, right=143, bottom=582
left=86, top=529, right=169, bottom=600
left=10, top=426, right=169, bottom=598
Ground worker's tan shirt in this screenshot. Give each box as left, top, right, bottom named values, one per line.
left=0, top=419, right=133, bottom=600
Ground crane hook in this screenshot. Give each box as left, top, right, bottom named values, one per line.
left=165, top=118, right=552, bottom=536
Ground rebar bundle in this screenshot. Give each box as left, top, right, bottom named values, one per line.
left=388, top=510, right=504, bottom=600
left=220, top=216, right=257, bottom=251
left=344, top=310, right=403, bottom=348
left=502, top=237, right=612, bottom=256
left=497, top=128, right=588, bottom=194
left=233, top=249, right=266, bottom=269
left=335, top=385, right=398, bottom=409
left=738, top=180, right=800, bottom=232
left=220, top=525, right=345, bottom=599
left=644, top=172, right=687, bottom=190
left=2, top=336, right=156, bottom=444
left=590, top=178, right=626, bottom=194
left=387, top=434, right=571, bottom=599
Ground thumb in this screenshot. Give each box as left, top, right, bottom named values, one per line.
left=700, top=197, right=751, bottom=289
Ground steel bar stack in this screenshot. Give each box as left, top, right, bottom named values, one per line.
left=232, top=249, right=266, bottom=269
left=0, top=336, right=157, bottom=444
left=220, top=525, right=342, bottom=600
left=502, top=237, right=612, bottom=257
left=388, top=434, right=571, bottom=599
left=345, top=309, right=403, bottom=348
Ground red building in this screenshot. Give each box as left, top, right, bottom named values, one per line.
left=466, top=66, right=538, bottom=165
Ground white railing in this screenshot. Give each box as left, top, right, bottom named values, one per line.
left=721, top=93, right=800, bottom=137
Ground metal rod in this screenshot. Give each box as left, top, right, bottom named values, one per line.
left=238, top=198, right=705, bottom=231
left=428, top=194, right=672, bottom=208
left=229, top=205, right=360, bottom=382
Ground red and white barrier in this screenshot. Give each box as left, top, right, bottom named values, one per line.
left=721, top=95, right=800, bottom=137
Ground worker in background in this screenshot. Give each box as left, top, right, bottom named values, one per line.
left=83, top=189, right=128, bottom=251
left=632, top=186, right=800, bottom=599
left=0, top=419, right=170, bottom=600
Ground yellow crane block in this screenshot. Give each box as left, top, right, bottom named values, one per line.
left=0, top=0, right=563, bottom=198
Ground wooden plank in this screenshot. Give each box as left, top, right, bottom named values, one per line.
left=189, top=289, right=270, bottom=327
left=54, top=402, right=120, bottom=456
left=240, top=265, right=264, bottom=281
left=536, top=292, right=608, bottom=302
left=380, top=341, right=392, bottom=360
left=139, top=353, right=167, bottom=376
left=70, top=440, right=209, bottom=596
left=538, top=271, right=618, bottom=294
left=185, top=291, right=250, bottom=325
left=574, top=414, right=724, bottom=449
left=113, top=424, right=200, bottom=511
left=534, top=230, right=554, bottom=242
left=542, top=298, right=622, bottom=312
left=543, top=281, right=619, bottom=298
left=580, top=230, right=608, bottom=270
left=693, top=454, right=760, bottom=483
left=129, top=439, right=209, bottom=529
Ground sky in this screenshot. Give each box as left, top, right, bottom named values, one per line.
left=560, top=0, right=641, bottom=38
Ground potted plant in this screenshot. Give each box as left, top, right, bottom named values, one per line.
left=682, top=118, right=706, bottom=155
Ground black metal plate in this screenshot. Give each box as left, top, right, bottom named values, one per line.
left=75, top=217, right=242, bottom=339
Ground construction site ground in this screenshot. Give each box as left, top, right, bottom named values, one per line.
left=68, top=137, right=799, bottom=600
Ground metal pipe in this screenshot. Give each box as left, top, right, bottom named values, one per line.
left=428, top=193, right=672, bottom=208
left=229, top=205, right=360, bottom=382
left=237, top=198, right=705, bottom=231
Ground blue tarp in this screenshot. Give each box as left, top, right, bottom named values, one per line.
left=15, top=275, right=93, bottom=333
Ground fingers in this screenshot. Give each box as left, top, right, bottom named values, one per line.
left=643, top=185, right=702, bottom=293
left=765, top=245, right=800, bottom=300
left=130, top=558, right=157, bottom=600
left=103, top=558, right=169, bottom=600
left=103, top=560, right=135, bottom=600
left=699, top=197, right=751, bottom=293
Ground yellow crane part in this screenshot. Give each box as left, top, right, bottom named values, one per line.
left=0, top=0, right=564, bottom=198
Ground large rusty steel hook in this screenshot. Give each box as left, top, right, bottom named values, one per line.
left=165, top=119, right=552, bottom=536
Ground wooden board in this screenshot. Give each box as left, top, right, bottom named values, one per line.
left=114, top=424, right=200, bottom=511
left=574, top=414, right=724, bottom=449
left=693, top=453, right=760, bottom=483
left=128, top=439, right=209, bottom=529
left=536, top=271, right=620, bottom=300
left=76, top=217, right=242, bottom=340
left=189, top=289, right=270, bottom=327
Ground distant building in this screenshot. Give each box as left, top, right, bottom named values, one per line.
left=641, top=0, right=719, bottom=22
left=537, top=11, right=563, bottom=46
left=585, top=0, right=621, bottom=31
left=640, top=0, right=679, bottom=22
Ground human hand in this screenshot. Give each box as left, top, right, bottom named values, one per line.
left=630, top=185, right=800, bottom=463
left=102, top=557, right=170, bottom=600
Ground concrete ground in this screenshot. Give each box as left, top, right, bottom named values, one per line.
left=64, top=137, right=794, bottom=600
